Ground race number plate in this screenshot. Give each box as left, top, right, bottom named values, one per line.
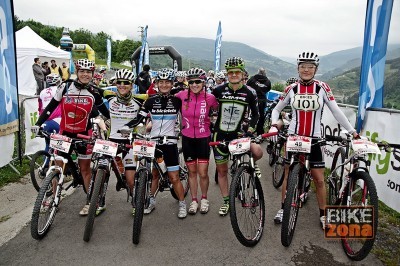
left=352, top=139, right=381, bottom=155
left=132, top=139, right=156, bottom=158
left=228, top=138, right=251, bottom=155
left=93, top=139, right=118, bottom=157
left=49, top=134, right=72, bottom=153
left=286, top=136, right=312, bottom=153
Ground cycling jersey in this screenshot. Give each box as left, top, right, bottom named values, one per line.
left=36, top=81, right=107, bottom=134
left=102, top=90, right=147, bottom=139
left=271, top=80, right=355, bottom=137
left=175, top=89, right=218, bottom=138
left=39, top=86, right=61, bottom=122
left=212, top=83, right=259, bottom=136
left=125, top=94, right=182, bottom=142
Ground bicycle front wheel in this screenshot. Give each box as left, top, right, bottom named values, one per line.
left=340, top=171, right=378, bottom=261
left=170, top=148, right=189, bottom=200
left=272, top=145, right=285, bottom=188
left=132, top=169, right=149, bottom=245
left=30, top=150, right=51, bottom=192
left=281, top=164, right=302, bottom=247
left=329, top=147, right=346, bottom=205
left=83, top=169, right=106, bottom=242
left=31, top=171, right=59, bottom=240
left=229, top=165, right=265, bottom=247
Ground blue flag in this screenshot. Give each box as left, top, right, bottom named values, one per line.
left=106, top=38, right=111, bottom=70
left=0, top=0, right=19, bottom=136
left=214, top=21, right=222, bottom=72
left=138, top=25, right=148, bottom=75
left=357, top=0, right=393, bottom=132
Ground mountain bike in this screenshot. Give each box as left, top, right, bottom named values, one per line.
left=130, top=133, right=189, bottom=245
left=326, top=134, right=400, bottom=261
left=210, top=132, right=275, bottom=247
left=81, top=131, right=133, bottom=242
left=280, top=134, right=339, bottom=247
left=30, top=131, right=89, bottom=240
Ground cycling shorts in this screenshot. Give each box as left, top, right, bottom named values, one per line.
left=109, top=137, right=136, bottom=170
left=58, top=130, right=93, bottom=160
left=181, top=135, right=211, bottom=164
left=157, top=144, right=179, bottom=172
left=212, top=131, right=239, bottom=164
left=285, top=139, right=325, bottom=168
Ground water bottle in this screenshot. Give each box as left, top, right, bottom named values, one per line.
left=157, top=157, right=167, bottom=174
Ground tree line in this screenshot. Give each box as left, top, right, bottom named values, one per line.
left=14, top=16, right=141, bottom=64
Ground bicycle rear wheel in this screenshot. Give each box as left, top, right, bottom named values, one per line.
left=340, top=171, right=378, bottom=261
left=170, top=148, right=189, bottom=200
left=30, top=150, right=51, bottom=192
left=83, top=169, right=106, bottom=242
left=281, top=164, right=302, bottom=247
left=329, top=147, right=346, bottom=205
left=229, top=165, right=265, bottom=247
left=132, top=169, right=149, bottom=245
left=31, top=171, right=59, bottom=240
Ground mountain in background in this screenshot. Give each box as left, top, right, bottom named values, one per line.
left=148, top=36, right=400, bottom=84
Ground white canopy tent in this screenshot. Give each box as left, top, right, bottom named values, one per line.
left=16, top=26, right=71, bottom=96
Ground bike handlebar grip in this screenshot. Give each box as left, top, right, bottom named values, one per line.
left=325, top=135, right=344, bottom=142
left=126, top=144, right=133, bottom=149
left=261, top=132, right=278, bottom=138
left=76, top=134, right=91, bottom=140
left=209, top=141, right=221, bottom=146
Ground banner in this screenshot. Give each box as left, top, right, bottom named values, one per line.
left=357, top=0, right=393, bottom=132
left=138, top=25, right=148, bottom=74
left=214, top=21, right=222, bottom=72
left=106, top=38, right=111, bottom=70
left=144, top=41, right=149, bottom=66
left=0, top=0, right=19, bottom=136
left=23, top=97, right=45, bottom=155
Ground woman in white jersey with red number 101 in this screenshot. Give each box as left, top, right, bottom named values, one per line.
left=269, top=52, right=359, bottom=230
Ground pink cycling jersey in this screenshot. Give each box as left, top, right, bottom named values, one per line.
left=175, top=89, right=218, bottom=138
left=39, top=86, right=61, bottom=121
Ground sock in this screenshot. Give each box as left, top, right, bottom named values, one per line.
left=201, top=195, right=207, bottom=200
left=223, top=196, right=229, bottom=204
left=192, top=197, right=198, bottom=202
left=319, top=209, right=325, bottom=217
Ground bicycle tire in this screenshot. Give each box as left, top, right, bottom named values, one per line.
left=30, top=150, right=51, bottom=192
left=229, top=165, right=265, bottom=247
left=281, top=164, right=302, bottom=247
left=31, top=171, right=59, bottom=240
left=263, top=113, right=271, bottom=132
left=329, top=147, right=346, bottom=205
left=170, top=148, right=189, bottom=200
left=268, top=144, right=277, bottom=166
left=340, top=171, right=378, bottom=261
left=132, top=169, right=148, bottom=245
left=83, top=169, right=106, bottom=242
left=272, top=145, right=285, bottom=188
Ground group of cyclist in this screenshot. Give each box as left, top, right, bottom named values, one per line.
left=31, top=51, right=359, bottom=229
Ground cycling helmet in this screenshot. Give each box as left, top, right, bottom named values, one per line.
left=75, top=59, right=95, bottom=71
left=109, top=76, right=116, bottom=85
left=225, top=57, right=245, bottom=71
left=186, top=68, right=206, bottom=80
left=93, top=73, right=103, bottom=80
left=286, top=77, right=298, bottom=86
left=215, top=71, right=225, bottom=80
left=115, top=68, right=135, bottom=82
left=99, top=66, right=107, bottom=72
left=156, top=68, right=175, bottom=81
left=208, top=70, right=215, bottom=76
left=297, top=52, right=319, bottom=66
left=46, top=73, right=62, bottom=86
left=175, top=71, right=187, bottom=78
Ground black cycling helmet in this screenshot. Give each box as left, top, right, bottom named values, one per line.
left=286, top=77, right=298, bottom=86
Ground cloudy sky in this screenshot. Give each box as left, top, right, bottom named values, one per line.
left=13, top=0, right=400, bottom=58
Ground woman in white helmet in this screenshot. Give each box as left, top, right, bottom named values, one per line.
left=269, top=52, right=359, bottom=229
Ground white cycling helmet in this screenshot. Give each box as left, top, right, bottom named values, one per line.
left=186, top=68, right=206, bottom=80
left=157, top=68, right=175, bottom=81
left=215, top=71, right=225, bottom=80
left=115, top=69, right=135, bottom=82
left=175, top=71, right=187, bottom=78
left=297, top=52, right=319, bottom=66
left=46, top=73, right=62, bottom=86
left=75, top=59, right=95, bottom=71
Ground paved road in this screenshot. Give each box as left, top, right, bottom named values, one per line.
left=0, top=143, right=383, bottom=265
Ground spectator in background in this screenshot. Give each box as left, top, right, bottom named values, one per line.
left=32, top=57, right=45, bottom=95
left=246, top=67, right=271, bottom=135
left=61, top=62, right=71, bottom=81
left=135, top=64, right=152, bottom=94
left=50, top=59, right=63, bottom=77
left=42, top=61, right=51, bottom=78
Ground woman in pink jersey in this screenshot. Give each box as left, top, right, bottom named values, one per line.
left=38, top=73, right=62, bottom=153
left=269, top=52, right=359, bottom=229
left=175, top=68, right=218, bottom=214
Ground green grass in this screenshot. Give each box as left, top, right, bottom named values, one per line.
left=0, top=156, right=31, bottom=188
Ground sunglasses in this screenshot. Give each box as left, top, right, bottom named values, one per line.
left=188, top=80, right=203, bottom=85
left=116, top=80, right=132, bottom=85
left=227, top=70, right=242, bottom=76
